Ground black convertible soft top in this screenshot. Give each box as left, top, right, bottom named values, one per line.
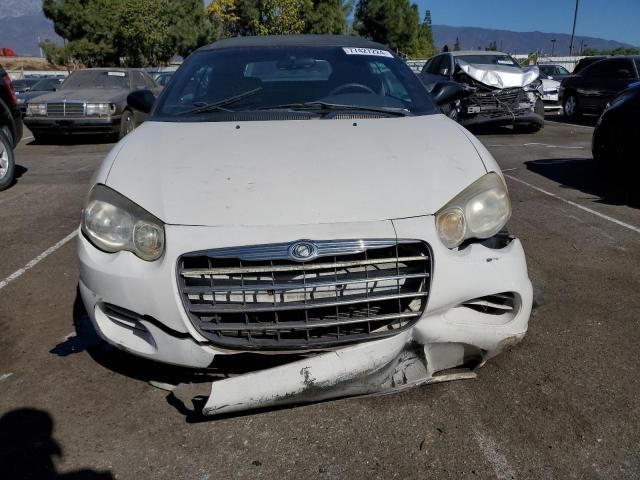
left=198, top=35, right=392, bottom=53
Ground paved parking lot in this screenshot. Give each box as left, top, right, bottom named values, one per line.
left=1, top=119, right=639, bottom=479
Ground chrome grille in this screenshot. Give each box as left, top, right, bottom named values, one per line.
left=177, top=240, right=432, bottom=350
left=46, top=102, right=85, bottom=118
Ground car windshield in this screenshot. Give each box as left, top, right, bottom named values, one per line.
left=539, top=65, right=569, bottom=76
left=60, top=70, right=130, bottom=90
left=13, top=78, right=39, bottom=89
left=154, top=45, right=436, bottom=120
left=456, top=54, right=520, bottom=67
left=32, top=78, right=63, bottom=90
left=155, top=73, right=173, bottom=86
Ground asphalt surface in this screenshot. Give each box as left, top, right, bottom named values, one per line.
left=1, top=118, right=639, bottom=479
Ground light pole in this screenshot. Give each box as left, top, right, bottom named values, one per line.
left=551, top=39, right=556, bottom=57
left=569, top=0, right=580, bottom=55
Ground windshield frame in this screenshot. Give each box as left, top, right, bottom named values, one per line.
left=151, top=45, right=437, bottom=122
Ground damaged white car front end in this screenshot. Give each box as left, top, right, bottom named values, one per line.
left=78, top=36, right=532, bottom=416
left=448, top=52, right=545, bottom=131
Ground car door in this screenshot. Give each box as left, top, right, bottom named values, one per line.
left=580, top=59, right=637, bottom=112
left=418, top=55, right=445, bottom=89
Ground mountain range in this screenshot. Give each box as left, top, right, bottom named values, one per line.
left=0, top=0, right=636, bottom=57
left=432, top=25, right=637, bottom=56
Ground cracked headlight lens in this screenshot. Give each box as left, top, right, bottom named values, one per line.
left=436, top=172, right=511, bottom=249
left=82, top=184, right=165, bottom=261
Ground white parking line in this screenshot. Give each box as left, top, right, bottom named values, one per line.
left=0, top=230, right=77, bottom=292
left=0, top=373, right=13, bottom=382
left=522, top=142, right=584, bottom=149
left=472, top=426, right=517, bottom=480
left=21, top=135, right=34, bottom=144
left=505, top=174, right=640, bottom=234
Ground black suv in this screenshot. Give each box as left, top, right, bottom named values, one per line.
left=559, top=56, right=640, bottom=119
left=0, top=64, right=23, bottom=190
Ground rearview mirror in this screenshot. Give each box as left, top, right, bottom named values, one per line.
left=127, top=89, right=156, bottom=114
left=431, top=81, right=472, bottom=106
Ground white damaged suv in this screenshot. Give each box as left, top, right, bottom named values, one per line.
left=78, top=35, right=532, bottom=416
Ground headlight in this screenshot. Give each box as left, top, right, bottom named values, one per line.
left=86, top=103, right=115, bottom=117
left=435, top=172, right=511, bottom=249
left=81, top=184, right=165, bottom=261
left=26, top=103, right=47, bottom=116
left=16, top=97, right=25, bottom=104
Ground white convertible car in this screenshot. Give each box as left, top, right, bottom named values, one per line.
left=78, top=35, right=532, bottom=416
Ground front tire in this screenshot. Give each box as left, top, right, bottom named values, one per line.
left=563, top=93, right=581, bottom=120
left=0, top=131, right=16, bottom=191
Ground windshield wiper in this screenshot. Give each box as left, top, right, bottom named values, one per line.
left=258, top=101, right=411, bottom=117
left=180, top=87, right=263, bottom=115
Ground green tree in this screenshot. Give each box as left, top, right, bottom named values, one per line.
left=164, top=0, right=212, bottom=58
left=453, top=36, right=461, bottom=51
left=209, top=0, right=313, bottom=37
left=39, top=39, right=69, bottom=66
left=256, top=0, right=311, bottom=35
left=114, top=0, right=175, bottom=67
left=582, top=46, right=640, bottom=56
left=305, top=0, right=352, bottom=34
left=354, top=0, right=425, bottom=57
left=485, top=40, right=497, bottom=51
left=414, top=9, right=436, bottom=58
left=43, top=0, right=211, bottom=66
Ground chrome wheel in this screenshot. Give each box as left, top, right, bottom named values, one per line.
left=564, top=95, right=576, bottom=117
left=0, top=139, right=8, bottom=180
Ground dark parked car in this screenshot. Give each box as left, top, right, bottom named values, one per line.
left=0, top=65, right=23, bottom=190
left=538, top=64, right=570, bottom=80
left=15, top=77, right=65, bottom=114
left=572, top=56, right=606, bottom=75
left=560, top=56, right=640, bottom=119
left=419, top=51, right=544, bottom=132
left=11, top=77, right=40, bottom=93
left=592, top=81, right=640, bottom=174
left=23, top=68, right=158, bottom=142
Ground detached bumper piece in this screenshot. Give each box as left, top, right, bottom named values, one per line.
left=173, top=333, right=478, bottom=417
left=178, top=240, right=432, bottom=350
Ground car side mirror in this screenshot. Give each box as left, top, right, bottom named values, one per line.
left=431, top=81, right=472, bottom=106
left=127, top=89, right=156, bottom=114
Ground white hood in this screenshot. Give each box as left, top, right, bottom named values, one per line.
left=105, top=115, right=487, bottom=227
left=458, top=60, right=539, bottom=89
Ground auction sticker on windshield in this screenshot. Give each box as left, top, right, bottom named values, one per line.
left=342, top=47, right=393, bottom=58
left=108, top=71, right=126, bottom=76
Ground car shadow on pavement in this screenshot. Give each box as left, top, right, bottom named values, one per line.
left=545, top=114, right=599, bottom=128
left=28, top=135, right=116, bottom=147
left=525, top=158, right=640, bottom=209
left=0, top=408, right=114, bottom=479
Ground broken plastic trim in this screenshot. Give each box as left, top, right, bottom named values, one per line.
left=172, top=333, right=483, bottom=417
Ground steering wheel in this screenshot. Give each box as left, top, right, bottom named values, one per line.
left=328, top=83, right=376, bottom=96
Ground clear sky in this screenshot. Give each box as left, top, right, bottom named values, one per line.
left=417, top=0, right=640, bottom=47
